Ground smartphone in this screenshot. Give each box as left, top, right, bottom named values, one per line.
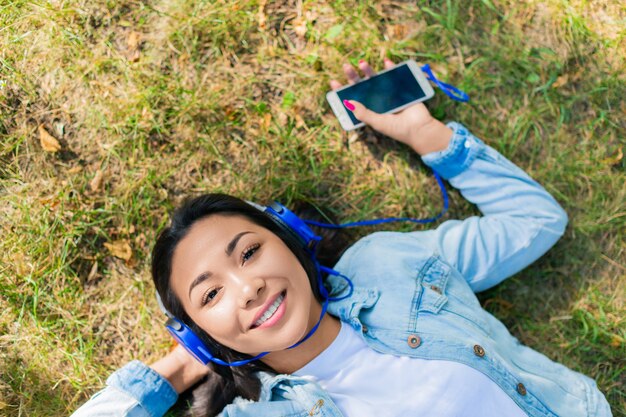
left=326, top=60, right=435, bottom=131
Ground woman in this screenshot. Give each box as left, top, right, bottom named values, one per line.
left=71, top=60, right=612, bottom=417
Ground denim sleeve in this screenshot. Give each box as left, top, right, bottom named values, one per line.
left=70, top=361, right=178, bottom=417
left=420, top=122, right=568, bottom=292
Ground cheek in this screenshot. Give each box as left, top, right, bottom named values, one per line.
left=192, top=305, right=237, bottom=340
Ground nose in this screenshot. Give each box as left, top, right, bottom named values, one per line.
left=237, top=275, right=266, bottom=309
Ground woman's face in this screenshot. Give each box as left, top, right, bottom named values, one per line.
left=169, top=214, right=320, bottom=355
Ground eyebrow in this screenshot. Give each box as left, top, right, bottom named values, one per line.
left=187, top=231, right=253, bottom=301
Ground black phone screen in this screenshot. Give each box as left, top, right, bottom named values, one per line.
left=336, top=64, right=426, bottom=125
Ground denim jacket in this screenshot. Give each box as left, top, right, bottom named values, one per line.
left=71, top=123, right=612, bottom=417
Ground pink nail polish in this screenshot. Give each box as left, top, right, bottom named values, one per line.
left=358, top=59, right=365, bottom=65
left=343, top=100, right=355, bottom=111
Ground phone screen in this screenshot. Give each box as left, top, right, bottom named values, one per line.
left=336, top=64, right=426, bottom=125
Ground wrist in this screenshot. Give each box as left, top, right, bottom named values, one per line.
left=407, top=119, right=453, bottom=155
left=150, top=346, right=209, bottom=394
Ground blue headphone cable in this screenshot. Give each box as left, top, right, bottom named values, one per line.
left=304, top=170, right=449, bottom=229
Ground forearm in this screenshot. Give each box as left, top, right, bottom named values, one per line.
left=420, top=122, right=568, bottom=291
left=424, top=122, right=567, bottom=227
left=70, top=361, right=178, bottom=417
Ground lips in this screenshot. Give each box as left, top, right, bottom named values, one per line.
left=250, top=291, right=286, bottom=329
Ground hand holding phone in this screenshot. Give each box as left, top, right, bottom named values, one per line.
left=327, top=59, right=452, bottom=155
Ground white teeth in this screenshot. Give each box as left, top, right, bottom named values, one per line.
left=254, top=293, right=284, bottom=327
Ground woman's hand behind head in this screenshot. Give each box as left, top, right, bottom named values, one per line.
left=150, top=344, right=212, bottom=394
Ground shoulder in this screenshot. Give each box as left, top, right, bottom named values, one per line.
left=330, top=231, right=438, bottom=295
left=335, top=230, right=435, bottom=271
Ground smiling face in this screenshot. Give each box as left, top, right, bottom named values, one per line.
left=169, top=214, right=322, bottom=355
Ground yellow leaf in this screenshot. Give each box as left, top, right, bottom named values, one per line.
left=551, top=74, right=569, bottom=88
left=610, top=335, right=624, bottom=348
left=38, top=124, right=61, bottom=152
left=385, top=24, right=408, bottom=40
left=126, top=31, right=142, bottom=62
left=90, top=169, right=104, bottom=192
left=258, top=0, right=268, bottom=30
left=261, top=113, right=272, bottom=129
left=104, top=240, right=132, bottom=261
left=293, top=17, right=307, bottom=38
left=127, top=31, right=141, bottom=49
left=601, top=147, right=623, bottom=166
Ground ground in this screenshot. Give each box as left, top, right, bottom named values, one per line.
left=0, top=0, right=624, bottom=415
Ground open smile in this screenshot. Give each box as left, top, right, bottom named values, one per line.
left=250, top=291, right=287, bottom=330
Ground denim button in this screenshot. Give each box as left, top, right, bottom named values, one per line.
left=407, top=334, right=421, bottom=348
left=362, top=324, right=368, bottom=333
left=473, top=344, right=485, bottom=357
left=517, top=383, right=527, bottom=396
left=465, top=139, right=473, bottom=148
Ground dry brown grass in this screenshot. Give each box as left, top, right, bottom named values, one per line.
left=1, top=0, right=624, bottom=415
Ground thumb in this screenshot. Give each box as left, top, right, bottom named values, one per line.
left=343, top=100, right=393, bottom=135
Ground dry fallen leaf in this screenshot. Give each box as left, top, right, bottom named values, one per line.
left=104, top=240, right=132, bottom=261
left=552, top=74, right=569, bottom=88
left=610, top=335, right=624, bottom=348
left=87, top=261, right=98, bottom=282
left=127, top=31, right=142, bottom=62
left=258, top=0, right=268, bottom=30
left=12, top=252, right=27, bottom=276
left=38, top=124, right=61, bottom=152
left=277, top=111, right=288, bottom=126
left=294, top=114, right=306, bottom=129
left=261, top=113, right=272, bottom=129
left=90, top=169, right=104, bottom=192
left=385, top=24, right=408, bottom=40
left=293, top=17, right=307, bottom=38
left=601, top=147, right=623, bottom=166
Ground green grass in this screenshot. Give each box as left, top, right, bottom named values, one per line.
left=1, top=0, right=624, bottom=415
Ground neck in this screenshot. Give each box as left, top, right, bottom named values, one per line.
left=261, top=309, right=341, bottom=374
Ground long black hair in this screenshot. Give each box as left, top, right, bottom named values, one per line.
left=151, top=194, right=349, bottom=416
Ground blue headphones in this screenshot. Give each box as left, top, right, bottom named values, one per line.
left=159, top=170, right=448, bottom=367
left=157, top=201, right=353, bottom=367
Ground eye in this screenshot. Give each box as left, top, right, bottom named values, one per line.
left=201, top=287, right=221, bottom=306
left=241, top=243, right=260, bottom=265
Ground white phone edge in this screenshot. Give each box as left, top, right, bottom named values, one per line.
left=326, top=60, right=435, bottom=131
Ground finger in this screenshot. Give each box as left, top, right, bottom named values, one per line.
left=329, top=79, right=342, bottom=90
left=343, top=100, right=395, bottom=136
left=383, top=57, right=395, bottom=70
left=343, top=63, right=361, bottom=84
left=358, top=60, right=375, bottom=78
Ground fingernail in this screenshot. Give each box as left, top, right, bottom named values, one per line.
left=343, top=100, right=355, bottom=111
left=358, top=59, right=366, bottom=65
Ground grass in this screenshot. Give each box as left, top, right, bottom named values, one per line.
left=0, top=0, right=624, bottom=415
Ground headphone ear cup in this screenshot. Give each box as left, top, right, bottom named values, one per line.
left=165, top=317, right=213, bottom=365
left=265, top=202, right=321, bottom=253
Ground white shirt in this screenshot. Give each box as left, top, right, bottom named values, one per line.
left=294, top=321, right=527, bottom=417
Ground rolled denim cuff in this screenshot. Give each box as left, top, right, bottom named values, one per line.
left=421, top=122, right=485, bottom=179
left=106, top=360, right=178, bottom=417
